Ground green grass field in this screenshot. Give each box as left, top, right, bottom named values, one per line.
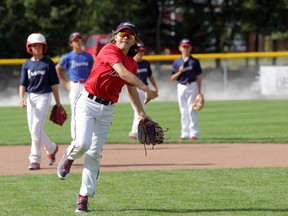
left=1, top=168, right=288, bottom=215
left=0, top=100, right=288, bottom=215
left=1, top=100, right=288, bottom=145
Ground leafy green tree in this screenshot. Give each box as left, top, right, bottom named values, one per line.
left=0, top=0, right=28, bottom=58
left=79, top=0, right=159, bottom=53
left=1, top=0, right=288, bottom=59
left=241, top=0, right=288, bottom=51
left=0, top=0, right=87, bottom=58
left=0, top=0, right=160, bottom=58
left=173, top=0, right=243, bottom=53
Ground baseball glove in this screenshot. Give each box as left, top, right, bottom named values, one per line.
left=49, top=105, right=68, bottom=126
left=138, top=117, right=165, bottom=155
left=192, top=93, right=204, bottom=111
left=127, top=44, right=140, bottom=57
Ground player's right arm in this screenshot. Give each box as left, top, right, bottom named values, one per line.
left=19, top=85, right=26, bottom=107
left=171, top=65, right=184, bottom=81
left=55, top=64, right=70, bottom=91
left=112, top=62, right=153, bottom=101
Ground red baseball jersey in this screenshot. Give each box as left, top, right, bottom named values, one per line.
left=84, top=43, right=137, bottom=103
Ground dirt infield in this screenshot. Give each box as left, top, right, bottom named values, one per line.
left=1, top=144, right=287, bottom=176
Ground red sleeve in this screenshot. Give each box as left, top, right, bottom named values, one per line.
left=84, top=43, right=138, bottom=102
left=101, top=44, right=122, bottom=66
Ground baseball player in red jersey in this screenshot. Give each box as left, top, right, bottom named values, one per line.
left=57, top=21, right=153, bottom=213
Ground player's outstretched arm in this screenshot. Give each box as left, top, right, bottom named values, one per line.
left=113, top=62, right=153, bottom=102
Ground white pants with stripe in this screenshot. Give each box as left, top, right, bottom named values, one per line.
left=69, top=81, right=85, bottom=139
left=66, top=88, right=115, bottom=197
left=129, top=88, right=145, bottom=137
left=177, top=82, right=199, bottom=138
left=27, top=93, right=57, bottom=164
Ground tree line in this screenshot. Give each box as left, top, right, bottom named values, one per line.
left=1, top=0, right=288, bottom=58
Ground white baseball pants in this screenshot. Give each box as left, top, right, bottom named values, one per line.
left=69, top=81, right=85, bottom=139
left=177, top=82, right=199, bottom=138
left=129, top=88, right=145, bottom=137
left=27, top=93, right=57, bottom=164
left=67, top=89, right=115, bottom=197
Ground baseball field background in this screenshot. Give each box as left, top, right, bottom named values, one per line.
left=1, top=100, right=288, bottom=145
left=1, top=56, right=288, bottom=215
left=1, top=100, right=288, bottom=215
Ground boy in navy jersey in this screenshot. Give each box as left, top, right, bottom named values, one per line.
left=19, top=33, right=63, bottom=170
left=171, top=38, right=203, bottom=140
left=129, top=42, right=158, bottom=140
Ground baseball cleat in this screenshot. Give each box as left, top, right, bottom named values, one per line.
left=129, top=136, right=137, bottom=140
left=179, top=137, right=189, bottom=140
left=57, top=152, right=74, bottom=180
left=48, top=145, right=59, bottom=165
left=75, top=194, right=88, bottom=213
left=28, top=163, right=40, bottom=170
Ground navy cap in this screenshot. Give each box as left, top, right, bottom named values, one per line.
left=179, top=38, right=192, bottom=47
left=116, top=22, right=138, bottom=36
left=69, top=32, right=82, bottom=41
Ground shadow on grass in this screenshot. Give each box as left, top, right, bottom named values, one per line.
left=94, top=207, right=288, bottom=213
left=104, top=144, right=231, bottom=151
left=200, top=137, right=288, bottom=143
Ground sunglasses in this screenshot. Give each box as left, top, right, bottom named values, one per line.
left=117, top=32, right=135, bottom=40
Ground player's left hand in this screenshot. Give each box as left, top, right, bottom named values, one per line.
left=192, top=93, right=204, bottom=111
left=151, top=90, right=158, bottom=99
left=144, top=89, right=154, bottom=104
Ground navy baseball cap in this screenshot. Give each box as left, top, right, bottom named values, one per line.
left=69, top=32, right=82, bottom=41
left=179, top=38, right=192, bottom=47
left=116, top=22, right=138, bottom=36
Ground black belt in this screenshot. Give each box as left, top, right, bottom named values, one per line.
left=87, top=94, right=113, bottom=106
left=180, top=81, right=195, bottom=85
left=73, top=80, right=86, bottom=84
